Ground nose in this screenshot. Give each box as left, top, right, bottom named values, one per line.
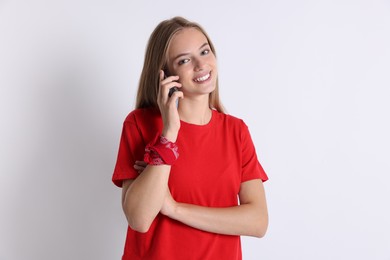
left=194, top=58, right=205, bottom=71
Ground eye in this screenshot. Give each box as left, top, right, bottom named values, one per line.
left=201, top=49, right=210, bottom=55
left=178, top=58, right=190, bottom=65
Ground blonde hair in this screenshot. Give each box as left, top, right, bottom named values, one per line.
left=135, top=16, right=225, bottom=113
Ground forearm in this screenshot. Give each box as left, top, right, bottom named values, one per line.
left=123, top=165, right=171, bottom=232
left=167, top=202, right=268, bottom=238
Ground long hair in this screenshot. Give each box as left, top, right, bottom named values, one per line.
left=135, top=16, right=225, bottom=113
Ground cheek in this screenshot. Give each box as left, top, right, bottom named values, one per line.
left=176, top=68, right=193, bottom=81
left=171, top=64, right=187, bottom=76
left=208, top=56, right=217, bottom=68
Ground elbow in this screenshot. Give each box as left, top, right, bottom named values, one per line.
left=124, top=208, right=154, bottom=233
left=252, top=223, right=268, bottom=238
left=122, top=203, right=153, bottom=233
left=129, top=221, right=151, bottom=233
left=252, top=215, right=268, bottom=238
left=254, top=225, right=268, bottom=238
left=121, top=184, right=156, bottom=233
left=126, top=214, right=153, bottom=233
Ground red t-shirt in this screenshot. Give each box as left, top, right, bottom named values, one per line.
left=112, top=108, right=268, bottom=260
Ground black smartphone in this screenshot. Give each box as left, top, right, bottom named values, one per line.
left=164, top=69, right=179, bottom=99
left=168, top=86, right=179, bottom=98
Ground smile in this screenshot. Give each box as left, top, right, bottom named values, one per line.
left=193, top=72, right=211, bottom=82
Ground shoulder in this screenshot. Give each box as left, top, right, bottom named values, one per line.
left=124, top=107, right=161, bottom=125
left=213, top=110, right=247, bottom=129
left=122, top=108, right=163, bottom=138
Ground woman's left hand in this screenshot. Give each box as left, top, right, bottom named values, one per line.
left=133, top=160, right=147, bottom=174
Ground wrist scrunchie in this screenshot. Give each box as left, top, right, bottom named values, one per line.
left=144, top=134, right=179, bottom=165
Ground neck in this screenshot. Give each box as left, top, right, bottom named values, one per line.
left=178, top=96, right=212, bottom=125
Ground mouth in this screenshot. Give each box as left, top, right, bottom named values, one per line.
left=193, top=72, right=211, bottom=83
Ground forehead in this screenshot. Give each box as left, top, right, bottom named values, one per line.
left=167, top=28, right=208, bottom=57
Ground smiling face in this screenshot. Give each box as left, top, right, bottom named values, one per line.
left=166, top=27, right=218, bottom=99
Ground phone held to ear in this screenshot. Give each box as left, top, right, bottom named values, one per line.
left=164, top=70, right=180, bottom=108
left=168, top=87, right=179, bottom=98
left=168, top=87, right=179, bottom=108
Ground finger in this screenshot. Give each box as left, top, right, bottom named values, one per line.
left=158, top=71, right=182, bottom=106
left=139, top=161, right=147, bottom=166
left=161, top=71, right=181, bottom=85
left=135, top=160, right=147, bottom=166
left=161, top=82, right=182, bottom=103
left=133, top=165, right=145, bottom=171
left=168, top=90, right=184, bottom=105
left=161, top=78, right=181, bottom=96
left=161, top=75, right=179, bottom=84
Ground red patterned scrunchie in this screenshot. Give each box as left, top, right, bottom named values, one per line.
left=144, top=134, right=179, bottom=165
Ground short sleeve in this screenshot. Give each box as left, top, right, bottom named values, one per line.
left=112, top=116, right=145, bottom=187
left=241, top=122, right=268, bottom=183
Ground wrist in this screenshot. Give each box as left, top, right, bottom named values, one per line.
left=144, top=134, right=179, bottom=166
left=166, top=201, right=180, bottom=219
left=161, top=129, right=178, bottom=142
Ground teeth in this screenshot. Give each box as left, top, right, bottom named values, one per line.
left=194, top=73, right=210, bottom=82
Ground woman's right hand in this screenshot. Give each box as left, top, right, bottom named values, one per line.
left=157, top=70, right=183, bottom=142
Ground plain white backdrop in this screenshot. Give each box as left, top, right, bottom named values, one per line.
left=1, top=0, right=389, bottom=259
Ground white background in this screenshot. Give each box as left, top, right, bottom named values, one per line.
left=1, top=0, right=389, bottom=259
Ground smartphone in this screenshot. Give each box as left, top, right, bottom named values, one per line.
left=168, top=87, right=179, bottom=98
left=164, top=69, right=180, bottom=107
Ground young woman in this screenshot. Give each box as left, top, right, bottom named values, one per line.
left=112, top=16, right=269, bottom=260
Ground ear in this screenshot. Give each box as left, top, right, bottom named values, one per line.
left=163, top=68, right=170, bottom=78
left=162, top=64, right=171, bottom=78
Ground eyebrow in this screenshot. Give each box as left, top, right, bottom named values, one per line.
left=172, top=42, right=210, bottom=61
